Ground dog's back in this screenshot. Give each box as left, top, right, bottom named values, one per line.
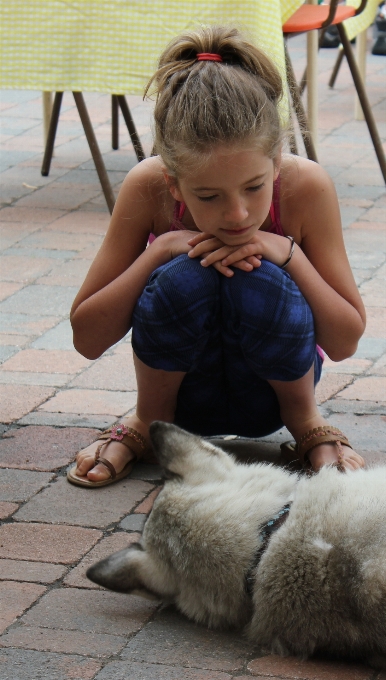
left=250, top=466, right=386, bottom=661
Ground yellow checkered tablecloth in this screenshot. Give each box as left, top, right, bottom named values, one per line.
left=0, top=0, right=300, bottom=96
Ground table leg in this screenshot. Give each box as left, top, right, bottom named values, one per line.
left=306, top=27, right=318, bottom=155
left=73, top=92, right=116, bottom=214
left=284, top=42, right=318, bottom=163
left=337, top=24, right=386, bottom=184
left=354, top=29, right=367, bottom=121
left=42, top=92, right=53, bottom=145
left=116, top=95, right=146, bottom=162
left=112, top=95, right=119, bottom=150
left=41, top=92, right=63, bottom=177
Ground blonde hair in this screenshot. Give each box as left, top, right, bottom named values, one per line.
left=145, top=25, right=284, bottom=176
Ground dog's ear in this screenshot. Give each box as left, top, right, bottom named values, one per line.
left=87, top=544, right=158, bottom=599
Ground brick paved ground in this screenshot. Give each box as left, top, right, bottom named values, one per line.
left=0, top=33, right=385, bottom=680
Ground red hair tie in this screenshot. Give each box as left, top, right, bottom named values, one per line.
left=197, top=53, right=223, bottom=62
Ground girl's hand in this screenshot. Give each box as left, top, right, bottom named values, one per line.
left=155, top=229, right=201, bottom=262
left=188, top=231, right=291, bottom=276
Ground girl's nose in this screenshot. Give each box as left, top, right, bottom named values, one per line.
left=223, top=198, right=248, bottom=223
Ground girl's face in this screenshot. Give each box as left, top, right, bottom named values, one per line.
left=167, top=146, right=280, bottom=245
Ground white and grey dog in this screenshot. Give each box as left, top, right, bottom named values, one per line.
left=88, top=422, right=386, bottom=666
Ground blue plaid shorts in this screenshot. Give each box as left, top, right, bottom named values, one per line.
left=132, top=255, right=322, bottom=437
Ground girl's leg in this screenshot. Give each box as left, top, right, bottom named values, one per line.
left=268, top=366, right=364, bottom=471
left=74, top=359, right=186, bottom=481
left=74, top=255, right=220, bottom=481
left=222, top=261, right=364, bottom=471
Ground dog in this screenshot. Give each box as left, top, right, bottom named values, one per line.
left=87, top=421, right=386, bottom=666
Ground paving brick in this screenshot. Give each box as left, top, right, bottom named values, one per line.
left=0, top=581, right=46, bottom=634
left=327, top=413, right=386, bottom=461
left=38, top=388, right=137, bottom=417
left=36, top=258, right=92, bottom=287
left=18, top=411, right=115, bottom=429
left=0, top=281, right=24, bottom=300
left=0, top=426, right=101, bottom=471
left=0, top=626, right=127, bottom=658
left=1, top=349, right=91, bottom=374
left=47, top=211, right=109, bottom=234
left=121, top=607, right=252, bottom=672
left=31, top=318, right=75, bottom=350
left=70, top=352, right=137, bottom=391
left=325, top=400, right=386, bottom=416
left=0, top=346, right=16, bottom=364
left=0, top=501, right=18, bottom=519
left=0, top=371, right=72, bottom=387
left=0, top=648, right=102, bottom=680
left=355, top=338, right=386, bottom=360
left=247, top=654, right=374, bottom=679
left=0, top=312, right=60, bottom=337
left=0, top=559, right=66, bottom=584
left=0, top=384, right=55, bottom=422
left=0, top=523, right=102, bottom=563
left=0, top=255, right=57, bottom=283
left=129, top=463, right=163, bottom=483
left=369, top=354, right=386, bottom=376
left=359, top=278, right=386, bottom=307
left=322, top=357, right=371, bottom=375
left=315, top=373, right=354, bottom=404
left=21, top=587, right=158, bottom=636
left=0, top=207, right=65, bottom=223
left=349, top=221, right=386, bottom=231
left=134, top=487, right=162, bottom=515
left=64, top=532, right=141, bottom=589
left=337, top=377, right=386, bottom=402
left=0, top=333, right=30, bottom=347
left=95, top=662, right=233, bottom=679
left=119, top=514, right=147, bottom=532
left=0, top=468, right=53, bottom=502
left=364, top=309, right=386, bottom=340
left=0, top=284, right=78, bottom=317
left=20, top=230, right=103, bottom=252
left=15, top=477, right=154, bottom=528
left=14, top=184, right=101, bottom=210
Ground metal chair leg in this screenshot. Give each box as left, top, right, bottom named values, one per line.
left=73, top=92, right=116, bottom=214
left=284, top=42, right=318, bottom=163
left=337, top=24, right=386, bottom=184
left=112, top=95, right=119, bottom=150
left=329, top=48, right=345, bottom=89
left=116, top=95, right=146, bottom=162
left=41, top=92, right=63, bottom=176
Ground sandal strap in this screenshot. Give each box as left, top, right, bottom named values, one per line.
left=297, top=426, right=352, bottom=465
left=96, top=425, right=147, bottom=461
left=95, top=455, right=117, bottom=480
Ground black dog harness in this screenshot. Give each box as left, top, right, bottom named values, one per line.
left=245, top=503, right=292, bottom=596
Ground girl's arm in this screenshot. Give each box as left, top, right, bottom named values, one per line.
left=70, top=158, right=194, bottom=359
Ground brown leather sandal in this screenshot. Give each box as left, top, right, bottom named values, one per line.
left=67, top=424, right=147, bottom=488
left=281, top=426, right=353, bottom=473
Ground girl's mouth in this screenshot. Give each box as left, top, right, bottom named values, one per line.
left=220, top=226, right=252, bottom=236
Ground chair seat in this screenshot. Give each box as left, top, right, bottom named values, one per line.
left=283, top=5, right=356, bottom=33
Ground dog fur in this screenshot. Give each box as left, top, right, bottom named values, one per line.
left=87, top=422, right=386, bottom=665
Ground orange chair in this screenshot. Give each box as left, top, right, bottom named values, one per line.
left=283, top=0, right=386, bottom=183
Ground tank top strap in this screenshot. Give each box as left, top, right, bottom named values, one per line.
left=268, top=175, right=284, bottom=237
left=170, top=200, right=186, bottom=230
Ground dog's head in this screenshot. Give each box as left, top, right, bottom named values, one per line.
left=149, top=421, right=235, bottom=483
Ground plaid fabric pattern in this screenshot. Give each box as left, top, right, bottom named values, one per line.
left=132, top=256, right=322, bottom=437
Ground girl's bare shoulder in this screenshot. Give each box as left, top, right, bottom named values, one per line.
left=280, top=155, right=338, bottom=236
left=119, top=155, right=168, bottom=200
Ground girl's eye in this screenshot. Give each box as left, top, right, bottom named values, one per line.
left=197, top=195, right=217, bottom=202
left=247, top=184, right=264, bottom=192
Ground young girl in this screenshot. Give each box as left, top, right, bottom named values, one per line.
left=68, top=26, right=365, bottom=487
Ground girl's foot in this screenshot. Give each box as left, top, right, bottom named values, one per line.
left=297, top=422, right=365, bottom=472
left=73, top=415, right=149, bottom=483
left=307, top=442, right=364, bottom=472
